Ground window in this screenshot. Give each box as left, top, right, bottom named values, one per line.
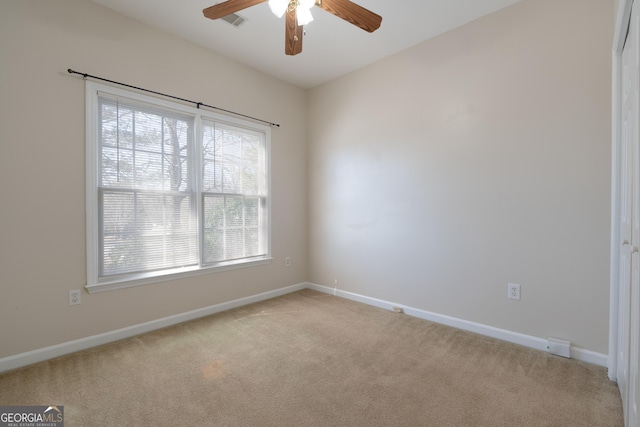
left=86, top=82, right=270, bottom=292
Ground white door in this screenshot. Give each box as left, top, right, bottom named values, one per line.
left=630, top=6, right=640, bottom=422
left=619, top=3, right=640, bottom=426
left=618, top=6, right=634, bottom=422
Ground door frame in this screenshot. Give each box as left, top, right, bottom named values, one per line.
left=607, top=0, right=633, bottom=381
left=611, top=0, right=635, bottom=382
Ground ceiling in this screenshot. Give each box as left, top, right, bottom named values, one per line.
left=90, top=0, right=522, bottom=89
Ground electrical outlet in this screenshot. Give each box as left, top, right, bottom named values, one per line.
left=285, top=256, right=291, bottom=267
left=507, top=283, right=521, bottom=300
left=69, top=289, right=81, bottom=306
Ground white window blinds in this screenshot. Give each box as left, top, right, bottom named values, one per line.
left=98, top=95, right=198, bottom=277
left=87, top=82, right=270, bottom=290
left=201, top=121, right=267, bottom=264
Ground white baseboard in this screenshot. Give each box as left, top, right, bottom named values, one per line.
left=0, top=281, right=608, bottom=373
left=0, top=283, right=307, bottom=373
left=307, top=283, right=608, bottom=367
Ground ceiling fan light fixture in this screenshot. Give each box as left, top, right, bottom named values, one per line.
left=298, top=0, right=315, bottom=9
left=296, top=5, right=314, bottom=26
left=268, top=0, right=289, bottom=18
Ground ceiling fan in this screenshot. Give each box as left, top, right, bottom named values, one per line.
left=203, top=0, right=382, bottom=56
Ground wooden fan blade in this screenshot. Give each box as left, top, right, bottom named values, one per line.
left=316, top=0, right=382, bottom=33
left=203, top=0, right=267, bottom=20
left=285, top=7, right=303, bottom=56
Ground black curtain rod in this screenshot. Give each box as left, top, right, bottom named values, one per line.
left=67, top=69, right=280, bottom=128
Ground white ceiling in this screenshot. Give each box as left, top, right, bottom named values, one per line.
left=90, top=0, right=522, bottom=89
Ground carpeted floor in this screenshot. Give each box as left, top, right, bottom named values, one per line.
left=0, top=289, right=623, bottom=426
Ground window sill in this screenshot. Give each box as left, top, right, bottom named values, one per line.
left=85, top=257, right=273, bottom=294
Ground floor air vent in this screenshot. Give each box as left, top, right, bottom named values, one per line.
left=547, top=337, right=571, bottom=358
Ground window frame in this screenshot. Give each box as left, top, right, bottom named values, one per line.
left=85, top=81, right=271, bottom=293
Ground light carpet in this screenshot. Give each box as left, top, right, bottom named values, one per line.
left=0, top=289, right=623, bottom=426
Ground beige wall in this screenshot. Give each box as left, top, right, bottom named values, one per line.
left=308, top=0, right=614, bottom=353
left=0, top=0, right=616, bottom=359
left=0, top=0, right=308, bottom=358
